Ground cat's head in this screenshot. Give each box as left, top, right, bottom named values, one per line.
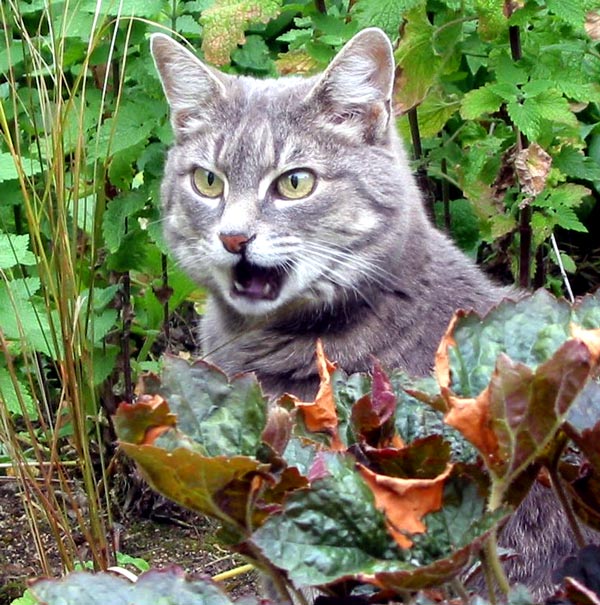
left=151, top=28, right=414, bottom=318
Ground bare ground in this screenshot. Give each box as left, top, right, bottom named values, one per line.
left=0, top=478, right=260, bottom=605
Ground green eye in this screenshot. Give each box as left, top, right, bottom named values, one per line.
left=192, top=167, right=224, bottom=198
left=276, top=169, right=315, bottom=200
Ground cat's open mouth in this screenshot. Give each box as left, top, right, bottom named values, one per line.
left=231, top=258, right=287, bottom=301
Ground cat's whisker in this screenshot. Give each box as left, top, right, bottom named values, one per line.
left=290, top=252, right=377, bottom=312
left=298, top=243, right=394, bottom=293
left=301, top=243, right=396, bottom=290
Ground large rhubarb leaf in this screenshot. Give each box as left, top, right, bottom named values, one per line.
left=438, top=289, right=600, bottom=398
left=250, top=454, right=502, bottom=590
left=146, top=356, right=268, bottom=457
left=30, top=567, right=263, bottom=605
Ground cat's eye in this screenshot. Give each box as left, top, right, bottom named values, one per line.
left=192, top=167, right=224, bottom=198
left=275, top=169, right=315, bottom=200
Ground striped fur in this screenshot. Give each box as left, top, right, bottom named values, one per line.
left=151, top=29, right=594, bottom=600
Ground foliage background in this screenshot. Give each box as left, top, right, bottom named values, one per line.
left=0, top=0, right=599, bottom=595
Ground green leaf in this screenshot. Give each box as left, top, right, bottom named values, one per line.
left=0, top=152, right=42, bottom=182
left=0, top=278, right=59, bottom=358
left=118, top=433, right=265, bottom=523
left=533, top=89, right=578, bottom=127
left=102, top=189, right=148, bottom=253
left=460, top=84, right=503, bottom=119
left=444, top=290, right=576, bottom=398
left=0, top=366, right=37, bottom=419
left=507, top=99, right=541, bottom=141
left=352, top=0, right=422, bottom=39
left=80, top=0, right=164, bottom=17
left=30, top=568, right=239, bottom=605
left=553, top=146, right=600, bottom=181
left=409, top=89, right=460, bottom=136
left=393, top=7, right=440, bottom=111
left=231, top=35, right=274, bottom=73
left=547, top=0, right=586, bottom=27
left=156, top=356, right=268, bottom=457
left=0, top=233, right=36, bottom=268
left=535, top=183, right=591, bottom=209
left=475, top=0, right=508, bottom=40
left=251, top=453, right=405, bottom=586
left=553, top=206, right=588, bottom=232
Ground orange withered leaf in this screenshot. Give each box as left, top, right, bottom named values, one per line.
left=292, top=340, right=344, bottom=451
left=434, top=311, right=465, bottom=395
left=358, top=463, right=453, bottom=548
left=443, top=385, right=502, bottom=472
left=114, top=394, right=177, bottom=445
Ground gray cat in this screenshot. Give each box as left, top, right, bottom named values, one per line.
left=150, top=28, right=590, bottom=600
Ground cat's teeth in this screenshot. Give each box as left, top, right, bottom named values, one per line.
left=233, top=280, right=244, bottom=292
left=263, top=282, right=273, bottom=296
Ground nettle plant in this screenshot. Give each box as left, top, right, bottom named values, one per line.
left=27, top=291, right=600, bottom=604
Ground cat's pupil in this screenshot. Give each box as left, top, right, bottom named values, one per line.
left=207, top=171, right=215, bottom=186
left=290, top=174, right=299, bottom=189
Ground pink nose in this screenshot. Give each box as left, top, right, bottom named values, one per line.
left=219, top=233, right=253, bottom=254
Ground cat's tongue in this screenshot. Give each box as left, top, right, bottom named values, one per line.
left=232, top=258, right=286, bottom=301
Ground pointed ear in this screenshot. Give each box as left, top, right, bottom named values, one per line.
left=305, top=28, right=395, bottom=143
left=150, top=33, right=228, bottom=137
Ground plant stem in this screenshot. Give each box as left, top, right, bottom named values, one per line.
left=548, top=464, right=586, bottom=548
left=484, top=480, right=510, bottom=596
left=483, top=530, right=511, bottom=596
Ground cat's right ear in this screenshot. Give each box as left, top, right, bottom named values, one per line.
left=150, top=33, right=228, bottom=137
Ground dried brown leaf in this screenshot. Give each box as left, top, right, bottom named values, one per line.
left=515, top=142, right=552, bottom=197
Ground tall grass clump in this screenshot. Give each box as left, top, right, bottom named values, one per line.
left=0, top=0, right=141, bottom=574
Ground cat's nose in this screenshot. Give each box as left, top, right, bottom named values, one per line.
left=219, top=232, right=255, bottom=254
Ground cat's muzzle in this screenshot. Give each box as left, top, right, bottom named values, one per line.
left=231, top=258, right=287, bottom=301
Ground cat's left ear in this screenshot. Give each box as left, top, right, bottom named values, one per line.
left=305, top=28, right=395, bottom=144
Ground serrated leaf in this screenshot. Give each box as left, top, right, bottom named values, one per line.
left=535, top=183, right=590, bottom=210
left=200, top=0, right=282, bottom=66
left=0, top=366, right=37, bottom=419
left=0, top=233, right=36, bottom=268
left=476, top=0, right=508, bottom=40
left=231, top=35, right=274, bottom=73
left=393, top=7, right=441, bottom=111
left=30, top=568, right=239, bottom=605
left=554, top=206, right=589, bottom=232
left=534, top=89, right=578, bottom=126
left=352, top=0, right=422, bottom=39
left=460, top=84, right=503, bottom=119
left=0, top=278, right=59, bottom=358
left=149, top=355, right=268, bottom=457
left=547, top=0, right=586, bottom=27
left=554, top=146, right=600, bottom=181
left=407, top=88, right=460, bottom=136
left=0, top=152, right=42, bottom=182
left=507, top=99, right=542, bottom=141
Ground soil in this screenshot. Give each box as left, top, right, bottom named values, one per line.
left=0, top=476, right=260, bottom=605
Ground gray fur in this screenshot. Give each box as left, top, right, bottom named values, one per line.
left=151, top=29, right=593, bottom=600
